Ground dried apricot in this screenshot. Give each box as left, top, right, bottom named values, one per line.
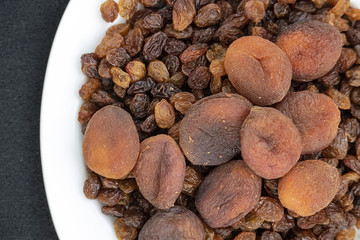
left=224, top=36, right=292, bottom=106
left=195, top=160, right=262, bottom=228
left=179, top=93, right=252, bottom=166
left=276, top=20, right=342, bottom=81
left=83, top=106, right=140, bottom=179
left=278, top=160, right=340, bottom=216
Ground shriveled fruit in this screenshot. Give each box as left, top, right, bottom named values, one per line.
left=234, top=231, right=256, bottom=240
left=276, top=20, right=342, bottom=81
left=278, top=160, right=340, bottom=216
left=180, top=93, right=252, bottom=166
left=111, top=67, right=131, bottom=89
left=79, top=78, right=102, bottom=101
left=195, top=160, right=262, bottom=228
left=154, top=99, right=175, bottom=129
left=106, top=47, right=130, bottom=68
left=118, top=0, right=138, bottom=20
left=100, top=0, right=119, bottom=22
left=194, top=3, right=222, bottom=28
left=126, top=61, right=146, bottom=83
left=173, top=0, right=196, bottom=31
left=180, top=43, right=209, bottom=64
left=187, top=66, right=211, bottom=90
left=138, top=206, right=205, bottom=240
left=147, top=60, right=170, bottom=83
left=123, top=28, right=144, bottom=57
left=114, top=218, right=137, bottom=240
left=224, top=36, right=292, bottom=106
left=276, top=90, right=340, bottom=154
left=135, top=134, right=185, bottom=209
left=253, top=196, right=284, bottom=222
left=241, top=107, right=302, bottom=179
left=143, top=32, right=168, bottom=61
left=244, top=0, right=266, bottom=22
left=83, top=105, right=140, bottom=179
left=95, top=33, right=124, bottom=58
left=81, top=53, right=100, bottom=78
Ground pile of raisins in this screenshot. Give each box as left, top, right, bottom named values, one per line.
left=79, top=0, right=360, bottom=239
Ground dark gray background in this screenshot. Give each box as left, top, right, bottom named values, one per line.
left=0, top=0, right=70, bottom=239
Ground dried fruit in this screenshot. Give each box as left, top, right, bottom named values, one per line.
left=244, top=0, right=266, bottom=22
left=170, top=92, right=197, bottom=114
left=278, top=160, right=341, bottom=216
left=164, top=38, right=188, bottom=56
left=154, top=99, right=175, bottom=128
left=106, top=47, right=130, bottom=67
left=100, top=0, right=119, bottom=22
left=206, top=43, right=227, bottom=62
left=173, top=0, right=197, bottom=31
left=192, top=27, right=216, bottom=43
left=276, top=91, right=341, bottom=154
left=182, top=166, right=203, bottom=197
left=81, top=53, right=100, bottom=78
left=241, top=107, right=302, bottom=179
left=129, top=94, right=150, bottom=118
left=214, top=13, right=249, bottom=44
left=195, top=160, right=262, bottom=228
left=254, top=196, right=284, bottom=222
left=234, top=231, right=256, bottom=240
left=325, top=86, right=351, bottom=110
left=162, top=55, right=180, bottom=76
left=106, top=23, right=131, bottom=36
left=95, top=33, right=124, bottom=58
left=147, top=60, right=170, bottom=83
left=143, top=32, right=168, bottom=61
left=83, top=106, right=140, bottom=179
left=127, top=77, right=156, bottom=95
left=114, top=218, right=137, bottom=240
left=322, top=128, right=348, bottom=160
left=138, top=206, right=205, bottom=239
left=78, top=102, right=99, bottom=125
left=187, top=66, right=211, bottom=90
left=194, top=3, right=222, bottom=27
left=142, top=13, right=164, bottom=33
left=224, top=36, right=292, bottom=106
left=124, top=28, right=144, bottom=57
left=111, top=67, right=131, bottom=89
left=83, top=172, right=101, bottom=199
left=126, top=61, right=146, bottom=83
left=180, top=43, right=209, bottom=64
left=135, top=135, right=185, bottom=209
left=276, top=20, right=342, bottom=81
left=118, top=0, right=138, bottom=20
left=180, top=93, right=252, bottom=165
left=79, top=78, right=102, bottom=101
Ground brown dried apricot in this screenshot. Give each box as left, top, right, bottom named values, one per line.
left=134, top=134, right=185, bottom=209
left=276, top=90, right=340, bottom=154
left=179, top=93, right=252, bottom=166
left=276, top=20, right=342, bottom=81
left=224, top=36, right=292, bottom=106
left=83, top=105, right=140, bottom=179
left=241, top=107, right=302, bottom=179
left=278, top=160, right=340, bottom=216
left=138, top=206, right=205, bottom=240
left=195, top=160, right=262, bottom=228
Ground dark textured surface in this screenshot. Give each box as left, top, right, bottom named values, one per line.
left=0, top=0, right=69, bottom=239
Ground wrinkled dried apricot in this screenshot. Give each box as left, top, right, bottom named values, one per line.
left=83, top=106, right=140, bottom=179
left=276, top=20, right=342, bottom=81
left=224, top=36, right=292, bottom=106
left=134, top=134, right=185, bottom=209
left=241, top=107, right=302, bottom=179
left=180, top=93, right=252, bottom=166
left=195, top=160, right=262, bottom=228
left=278, top=160, right=340, bottom=216
left=276, top=90, right=340, bottom=154
left=138, top=206, right=205, bottom=239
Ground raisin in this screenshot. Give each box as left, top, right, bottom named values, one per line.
left=182, top=166, right=203, bottom=196
left=234, top=231, right=256, bottom=240
left=123, top=206, right=147, bottom=228
left=173, top=0, right=197, bottom=31
left=274, top=2, right=290, bottom=17
left=83, top=172, right=101, bottom=199
left=344, top=155, right=360, bottom=175
left=272, top=214, right=295, bottom=232
left=141, top=114, right=157, bottom=133
left=214, top=13, right=249, bottom=44
left=351, top=88, right=360, bottom=105
left=154, top=99, right=175, bottom=128
left=127, top=77, right=156, bottom=95
left=322, top=128, right=348, bottom=160
left=118, top=0, right=138, bottom=20
left=111, top=67, right=131, bottom=89
left=260, top=231, right=282, bottom=240
left=79, top=78, right=102, bottom=101
left=114, top=218, right=137, bottom=240
left=163, top=55, right=180, bottom=76
left=168, top=121, right=181, bottom=141
left=129, top=94, right=150, bottom=118
left=194, top=3, right=222, bottom=27
left=182, top=55, right=208, bottom=76
left=336, top=227, right=356, bottom=240
left=98, top=188, right=123, bottom=206
left=251, top=26, right=275, bottom=41
left=244, top=0, right=266, bottom=22
left=164, top=24, right=194, bottom=39
left=206, top=43, right=227, bottom=62
left=90, top=90, right=117, bottom=107
left=170, top=91, right=197, bottom=114
left=192, top=27, right=216, bottom=43
left=254, top=197, right=284, bottom=222
left=232, top=211, right=264, bottom=231
left=337, top=48, right=357, bottom=73
left=164, top=38, right=187, bottom=56
left=78, top=102, right=99, bottom=125
left=143, top=13, right=164, bottom=33
left=124, top=28, right=144, bottom=57
left=187, top=66, right=211, bottom=89
left=319, top=68, right=340, bottom=86
left=81, top=53, right=100, bottom=78
left=151, top=82, right=181, bottom=98
left=179, top=43, right=209, bottom=64
left=98, top=58, right=113, bottom=79
left=209, top=58, right=226, bottom=77
left=346, top=66, right=360, bottom=87
left=96, top=33, right=124, bottom=58
left=147, top=60, right=170, bottom=83
left=106, top=23, right=131, bottom=37
left=102, top=205, right=125, bottom=217
left=114, top=85, right=126, bottom=98
left=143, top=31, right=168, bottom=61
left=340, top=118, right=360, bottom=143
left=100, top=0, right=119, bottom=22
left=325, top=86, right=351, bottom=110
left=106, top=48, right=130, bottom=67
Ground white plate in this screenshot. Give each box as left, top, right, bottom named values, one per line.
left=41, top=0, right=360, bottom=239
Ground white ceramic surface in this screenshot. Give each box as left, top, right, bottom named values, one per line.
left=41, top=0, right=360, bottom=239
